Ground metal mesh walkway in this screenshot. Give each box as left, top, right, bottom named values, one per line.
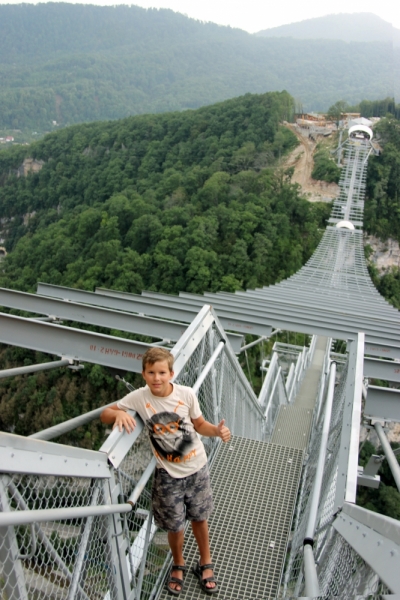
left=270, top=406, right=313, bottom=449
left=159, top=437, right=303, bottom=600
left=271, top=337, right=326, bottom=449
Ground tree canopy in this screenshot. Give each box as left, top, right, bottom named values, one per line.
left=365, top=116, right=400, bottom=242
left=0, top=91, right=331, bottom=443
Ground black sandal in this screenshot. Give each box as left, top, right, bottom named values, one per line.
left=166, top=564, right=187, bottom=596
left=192, top=561, right=218, bottom=594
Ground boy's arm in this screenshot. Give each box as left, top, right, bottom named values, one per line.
left=101, top=404, right=136, bottom=433
left=192, top=416, right=231, bottom=442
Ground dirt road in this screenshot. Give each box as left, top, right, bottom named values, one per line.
left=284, top=124, right=339, bottom=203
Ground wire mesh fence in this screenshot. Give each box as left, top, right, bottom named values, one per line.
left=175, top=323, right=264, bottom=457
left=282, top=353, right=349, bottom=597
left=316, top=528, right=391, bottom=598
left=0, top=474, right=118, bottom=600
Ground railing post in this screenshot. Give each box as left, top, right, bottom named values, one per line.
left=334, top=333, right=364, bottom=509
left=102, top=473, right=132, bottom=600
left=0, top=476, right=29, bottom=600
left=303, top=544, right=320, bottom=597
left=302, top=362, right=336, bottom=597
left=374, top=422, right=400, bottom=493
left=135, top=507, right=155, bottom=600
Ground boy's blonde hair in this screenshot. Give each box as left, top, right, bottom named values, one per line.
left=142, top=347, right=174, bottom=371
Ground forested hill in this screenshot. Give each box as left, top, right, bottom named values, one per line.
left=0, top=92, right=329, bottom=297
left=0, top=91, right=334, bottom=438
left=0, top=4, right=395, bottom=133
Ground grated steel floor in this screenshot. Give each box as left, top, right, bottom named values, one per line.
left=159, top=437, right=303, bottom=600
left=295, top=338, right=326, bottom=408
left=270, top=406, right=313, bottom=450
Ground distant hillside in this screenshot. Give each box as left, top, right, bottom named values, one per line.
left=256, top=13, right=400, bottom=46
left=0, top=4, right=396, bottom=133
left=0, top=91, right=334, bottom=439
left=0, top=91, right=323, bottom=296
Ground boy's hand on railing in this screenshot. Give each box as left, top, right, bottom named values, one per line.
left=113, top=410, right=136, bottom=434
left=217, top=419, right=231, bottom=443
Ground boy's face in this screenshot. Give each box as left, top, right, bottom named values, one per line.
left=142, top=360, right=174, bottom=397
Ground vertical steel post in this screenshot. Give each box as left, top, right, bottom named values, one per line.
left=135, top=507, right=155, bottom=600
left=102, top=474, right=132, bottom=600
left=303, top=544, right=320, bottom=597
left=67, top=482, right=101, bottom=600
left=334, top=334, right=364, bottom=509
left=374, top=422, right=400, bottom=493
left=305, top=362, right=336, bottom=541
left=0, top=477, right=29, bottom=600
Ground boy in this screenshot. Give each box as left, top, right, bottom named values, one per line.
left=101, top=347, right=231, bottom=596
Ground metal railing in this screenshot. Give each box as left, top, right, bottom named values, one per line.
left=282, top=332, right=398, bottom=597
left=259, top=352, right=287, bottom=437
left=0, top=305, right=264, bottom=600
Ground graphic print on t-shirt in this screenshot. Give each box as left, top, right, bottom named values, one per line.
left=145, top=400, right=197, bottom=463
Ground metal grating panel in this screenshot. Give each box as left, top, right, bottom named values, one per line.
left=159, top=437, right=303, bottom=600
left=271, top=406, right=313, bottom=449
left=294, top=338, right=326, bottom=410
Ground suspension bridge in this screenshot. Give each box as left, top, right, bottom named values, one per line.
left=0, top=123, right=399, bottom=599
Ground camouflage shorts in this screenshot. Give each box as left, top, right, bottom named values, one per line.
left=152, top=463, right=214, bottom=532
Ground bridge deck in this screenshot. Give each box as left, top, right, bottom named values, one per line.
left=271, top=336, right=326, bottom=449
left=159, top=437, right=303, bottom=600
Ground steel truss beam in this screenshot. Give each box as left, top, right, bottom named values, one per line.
left=365, top=386, right=400, bottom=422
left=119, top=289, right=399, bottom=345
left=0, top=432, right=110, bottom=478
left=224, top=286, right=395, bottom=316
left=0, top=312, right=152, bottom=373
left=37, top=282, right=272, bottom=338
left=365, top=342, right=400, bottom=361
left=0, top=287, right=189, bottom=341
left=174, top=290, right=399, bottom=333
left=364, top=357, right=400, bottom=383
left=0, top=287, right=243, bottom=353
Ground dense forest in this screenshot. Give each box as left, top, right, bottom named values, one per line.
left=0, top=4, right=397, bottom=135
left=0, top=91, right=331, bottom=443
left=363, top=115, right=400, bottom=309
left=344, top=97, right=400, bottom=120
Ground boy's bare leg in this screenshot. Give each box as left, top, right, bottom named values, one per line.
left=191, top=520, right=216, bottom=590
left=168, top=529, right=185, bottom=592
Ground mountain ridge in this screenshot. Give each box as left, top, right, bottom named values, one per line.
left=256, top=12, right=400, bottom=47
left=0, top=5, right=397, bottom=133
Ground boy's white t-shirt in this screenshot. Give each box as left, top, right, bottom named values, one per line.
left=116, top=383, right=208, bottom=478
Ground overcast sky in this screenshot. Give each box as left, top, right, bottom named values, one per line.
left=1, top=0, right=399, bottom=32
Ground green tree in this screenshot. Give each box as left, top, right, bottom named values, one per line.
left=327, top=100, right=349, bottom=127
